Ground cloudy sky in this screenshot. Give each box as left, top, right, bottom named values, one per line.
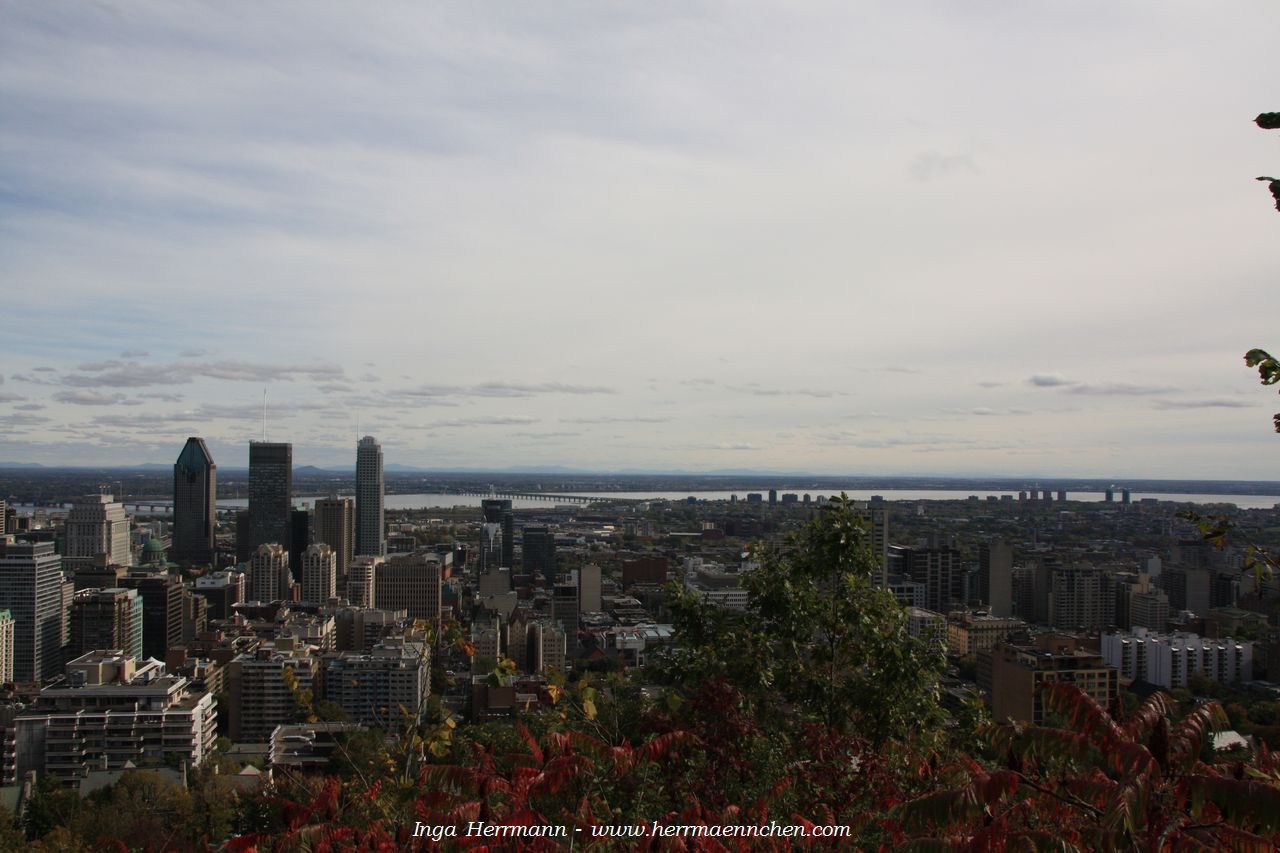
left=2, top=2, right=1278, bottom=478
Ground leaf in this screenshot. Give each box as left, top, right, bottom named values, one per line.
left=1185, top=775, right=1280, bottom=832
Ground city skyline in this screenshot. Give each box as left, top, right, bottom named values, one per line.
left=2, top=3, right=1279, bottom=479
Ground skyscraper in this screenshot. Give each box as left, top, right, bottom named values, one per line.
left=173, top=437, right=216, bottom=565
left=479, top=523, right=503, bottom=573
left=522, top=526, right=557, bottom=587
left=481, top=499, right=514, bottom=568
left=314, top=497, right=355, bottom=583
left=63, top=494, right=130, bottom=570
left=355, top=436, right=384, bottom=558
left=0, top=540, right=66, bottom=682
left=247, top=441, right=292, bottom=555
left=979, top=542, right=1014, bottom=617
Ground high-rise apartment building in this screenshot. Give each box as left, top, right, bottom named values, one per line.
left=355, top=436, right=385, bottom=558
left=1102, top=629, right=1252, bottom=689
left=172, top=437, right=216, bottom=565
left=322, top=640, right=430, bottom=727
left=69, top=587, right=143, bottom=660
left=1046, top=564, right=1117, bottom=632
left=63, top=494, right=130, bottom=570
left=15, top=653, right=217, bottom=786
left=0, top=540, right=65, bottom=682
left=891, top=542, right=963, bottom=614
left=347, top=556, right=380, bottom=608
left=248, top=543, right=292, bottom=603
left=981, top=635, right=1117, bottom=725
left=481, top=499, right=514, bottom=568
left=226, top=642, right=318, bottom=742
left=246, top=441, right=292, bottom=556
left=313, top=497, right=354, bottom=583
left=301, top=543, right=337, bottom=604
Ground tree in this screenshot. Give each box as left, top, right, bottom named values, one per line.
left=896, top=683, right=1280, bottom=850
left=664, top=495, right=944, bottom=743
left=1256, top=112, right=1280, bottom=212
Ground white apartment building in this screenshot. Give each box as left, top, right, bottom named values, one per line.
left=1102, top=628, right=1253, bottom=689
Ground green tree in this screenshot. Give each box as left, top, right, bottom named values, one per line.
left=665, top=495, right=944, bottom=743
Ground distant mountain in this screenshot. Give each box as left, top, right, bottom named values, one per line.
left=0, top=461, right=44, bottom=469
left=294, top=465, right=345, bottom=476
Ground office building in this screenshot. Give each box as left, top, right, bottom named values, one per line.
left=0, top=540, right=65, bottom=682
left=946, top=611, right=1024, bottom=656
left=579, top=564, right=602, bottom=613
left=479, top=523, right=503, bottom=572
left=313, top=497, right=355, bottom=583
left=1160, top=567, right=1212, bottom=616
left=521, top=526, right=557, bottom=586
left=69, top=588, right=143, bottom=661
left=355, top=436, right=385, bottom=557
left=248, top=543, right=292, bottom=603
left=192, top=571, right=244, bottom=621
left=375, top=551, right=442, bottom=623
left=117, top=572, right=184, bottom=661
left=63, top=494, right=130, bottom=570
left=246, top=441, right=292, bottom=556
left=526, top=621, right=566, bottom=674
left=301, top=543, right=337, bottom=603
left=172, top=437, right=217, bottom=565
left=978, top=542, right=1014, bottom=617
left=552, top=579, right=579, bottom=636
left=481, top=499, right=514, bottom=568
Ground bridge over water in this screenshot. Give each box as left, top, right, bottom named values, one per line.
left=444, top=490, right=644, bottom=506
left=123, top=490, right=641, bottom=516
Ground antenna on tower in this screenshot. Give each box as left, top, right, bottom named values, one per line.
left=262, top=388, right=267, bottom=442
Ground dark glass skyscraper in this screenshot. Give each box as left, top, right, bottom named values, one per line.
left=522, top=525, right=557, bottom=586
left=482, top=499, right=514, bottom=569
left=173, top=437, right=216, bottom=565
left=355, top=436, right=384, bottom=557
left=247, top=441, right=292, bottom=555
